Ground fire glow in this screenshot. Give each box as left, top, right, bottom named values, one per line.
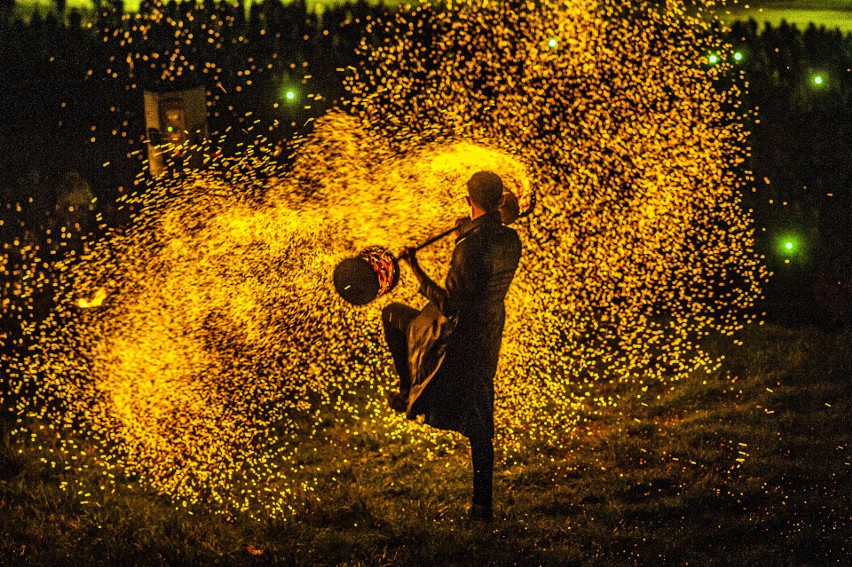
left=1, top=0, right=766, bottom=518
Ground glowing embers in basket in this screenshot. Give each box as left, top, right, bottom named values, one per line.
left=334, top=245, right=400, bottom=305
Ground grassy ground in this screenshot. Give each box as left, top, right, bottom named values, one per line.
left=1, top=323, right=850, bottom=566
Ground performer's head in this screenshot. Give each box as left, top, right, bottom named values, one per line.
left=466, top=171, right=504, bottom=216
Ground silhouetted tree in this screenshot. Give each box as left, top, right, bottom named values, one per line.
left=0, top=0, right=15, bottom=21
left=68, top=7, right=81, bottom=30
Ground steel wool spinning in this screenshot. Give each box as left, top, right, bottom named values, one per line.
left=334, top=246, right=401, bottom=306
left=333, top=190, right=523, bottom=305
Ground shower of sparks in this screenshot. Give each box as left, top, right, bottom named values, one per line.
left=1, top=0, right=767, bottom=518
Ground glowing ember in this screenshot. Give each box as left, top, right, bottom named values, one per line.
left=1, top=0, right=766, bottom=518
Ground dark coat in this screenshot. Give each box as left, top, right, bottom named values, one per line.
left=405, top=211, right=522, bottom=439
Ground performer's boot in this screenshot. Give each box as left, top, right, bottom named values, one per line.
left=386, top=390, right=408, bottom=413
left=468, top=503, right=493, bottom=523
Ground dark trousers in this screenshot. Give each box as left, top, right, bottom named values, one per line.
left=381, top=302, right=494, bottom=509
left=470, top=434, right=494, bottom=508
left=382, top=302, right=419, bottom=392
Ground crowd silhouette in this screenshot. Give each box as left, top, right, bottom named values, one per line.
left=0, top=1, right=850, bottom=326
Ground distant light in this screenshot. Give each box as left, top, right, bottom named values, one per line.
left=708, top=53, right=719, bottom=65
left=547, top=37, right=558, bottom=49
left=166, top=126, right=174, bottom=133
left=779, top=236, right=800, bottom=256
left=733, top=51, right=743, bottom=62
left=285, top=90, right=296, bottom=101
left=813, top=74, right=824, bottom=86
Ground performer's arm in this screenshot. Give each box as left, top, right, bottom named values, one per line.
left=403, top=242, right=477, bottom=318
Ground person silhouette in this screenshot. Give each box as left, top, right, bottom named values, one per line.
left=382, top=171, right=522, bottom=522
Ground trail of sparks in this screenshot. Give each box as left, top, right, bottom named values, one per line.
left=1, top=0, right=767, bottom=518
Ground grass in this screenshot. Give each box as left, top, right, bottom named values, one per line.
left=1, top=323, right=850, bottom=566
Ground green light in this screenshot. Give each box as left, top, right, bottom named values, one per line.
left=813, top=75, right=824, bottom=86
left=166, top=126, right=174, bottom=133
left=547, top=37, right=558, bottom=49
left=779, top=236, right=800, bottom=256
left=733, top=51, right=743, bottom=61
left=708, top=53, right=719, bottom=65
left=285, top=90, right=296, bottom=101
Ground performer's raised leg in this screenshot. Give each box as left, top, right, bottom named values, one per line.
left=381, top=302, right=418, bottom=394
